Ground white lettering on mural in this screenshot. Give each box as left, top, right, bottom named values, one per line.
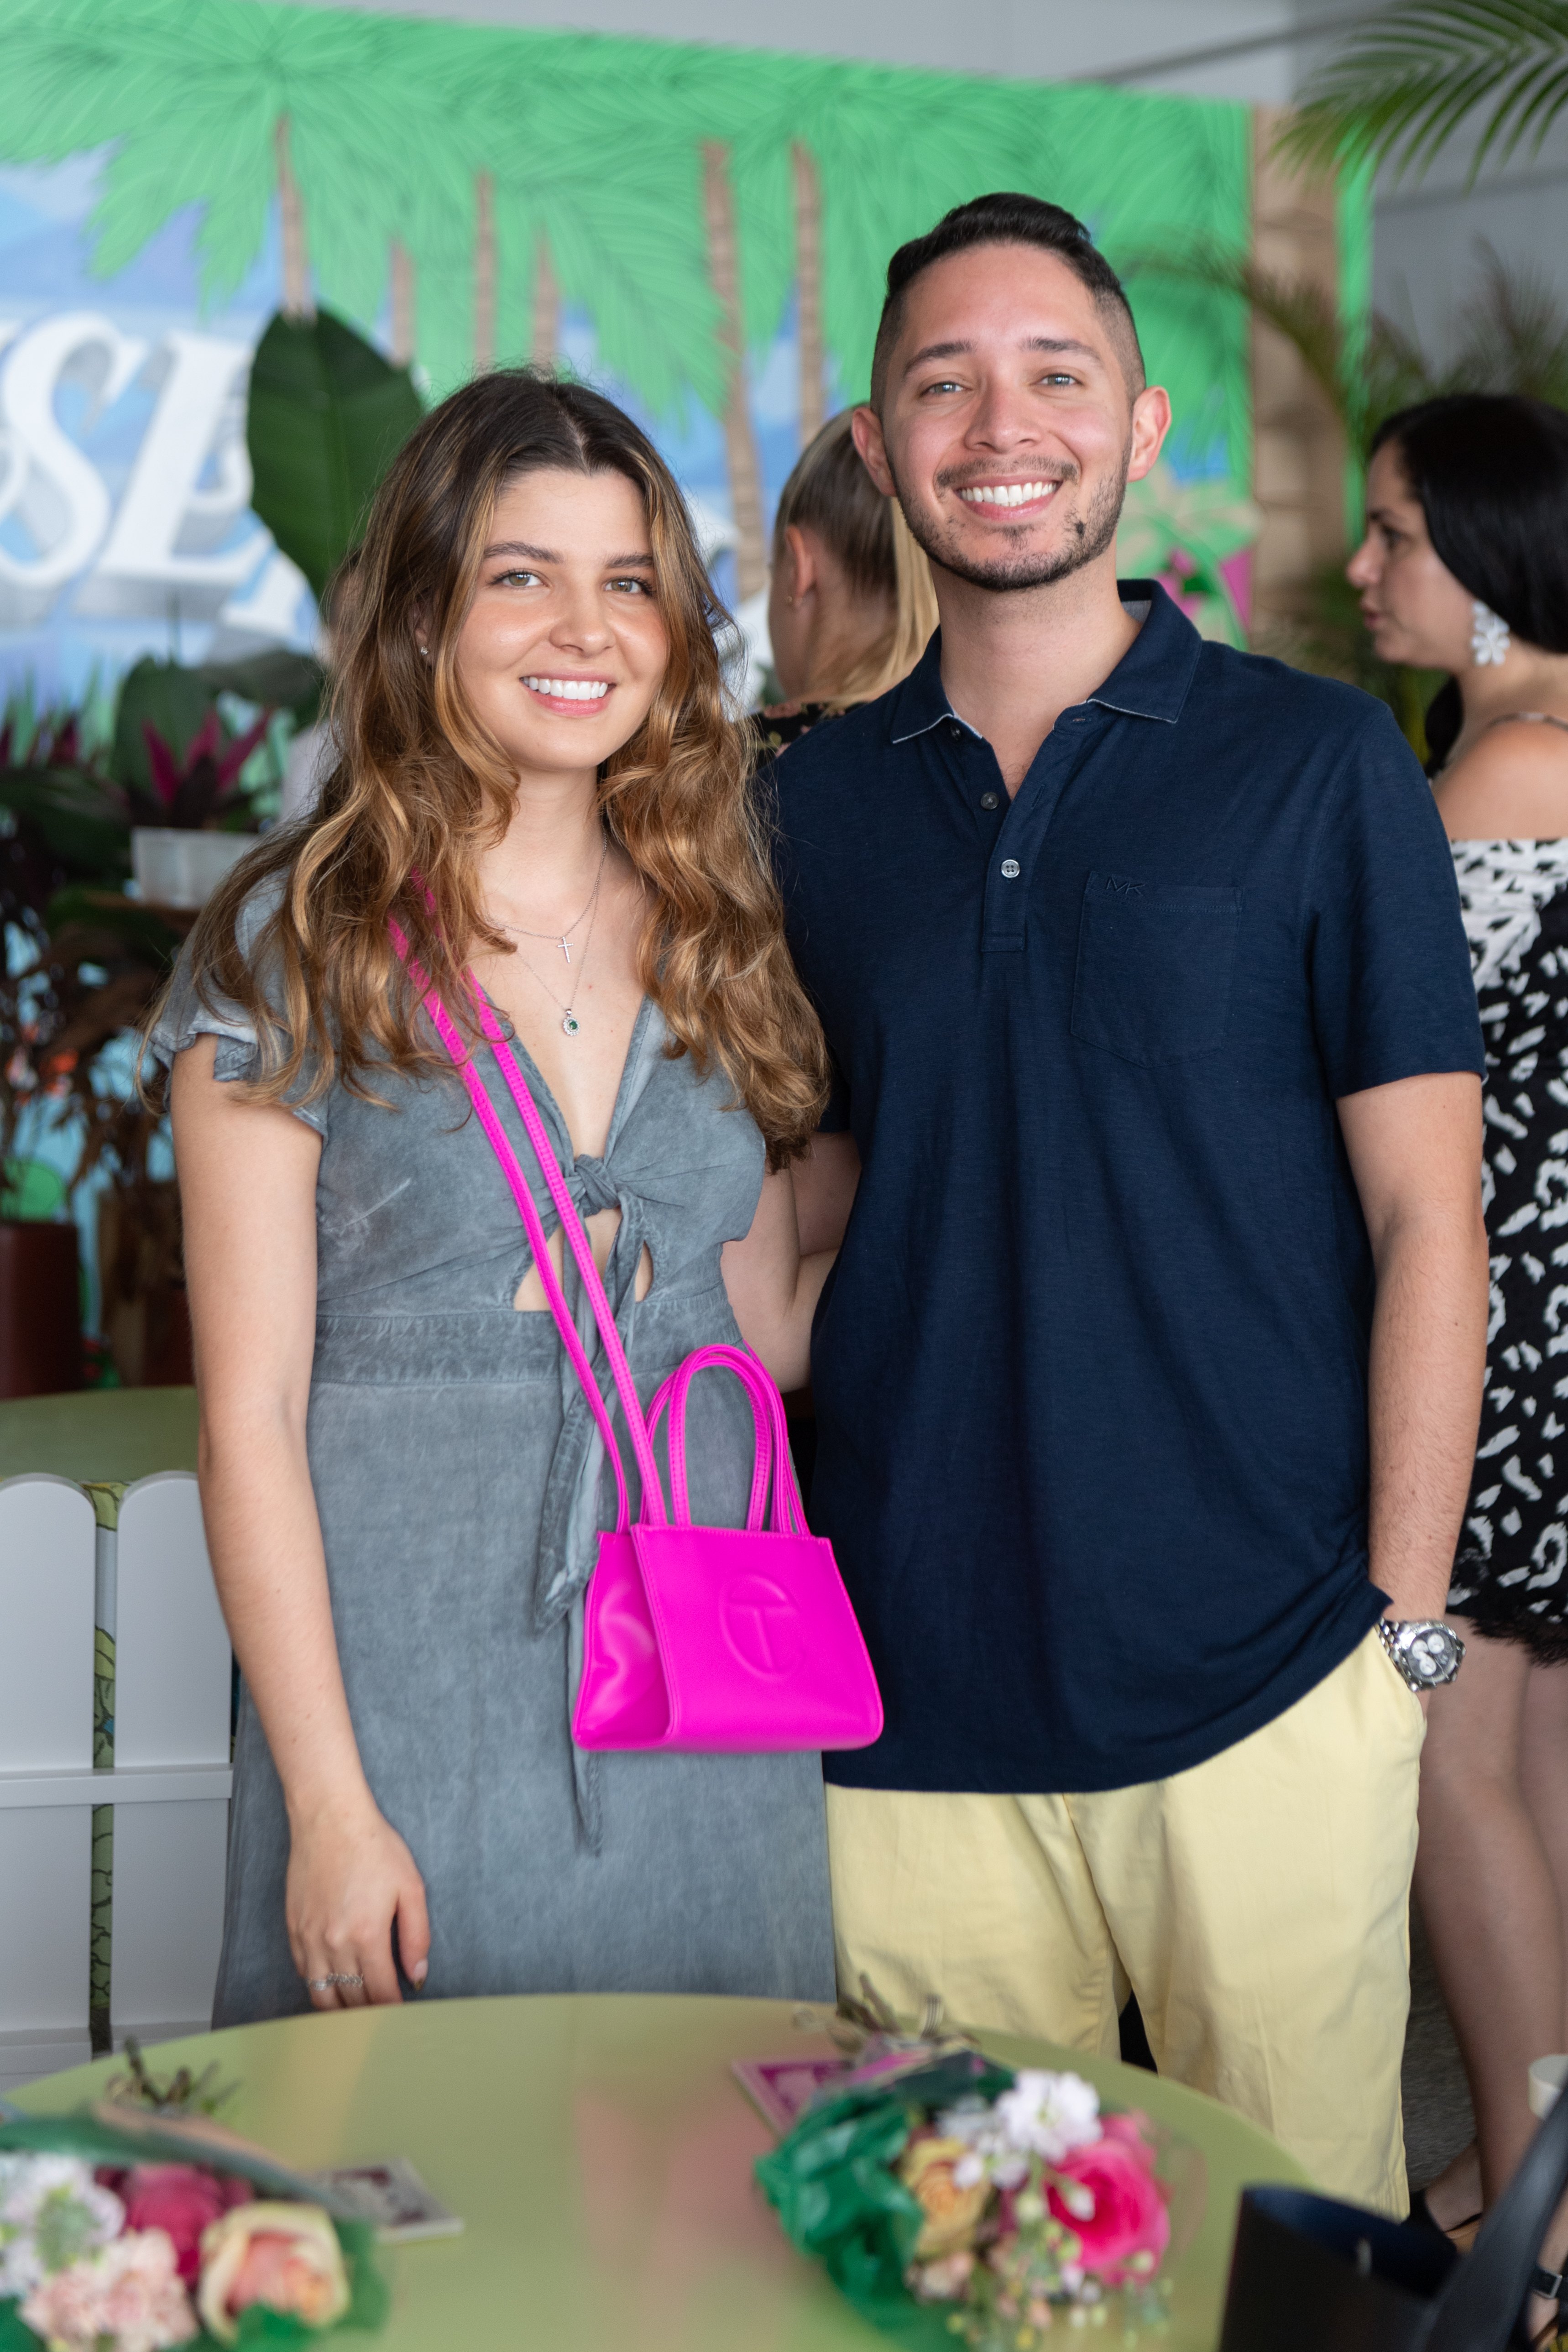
left=0, top=310, right=308, bottom=646
left=85, top=330, right=266, bottom=620
left=0, top=313, right=147, bottom=626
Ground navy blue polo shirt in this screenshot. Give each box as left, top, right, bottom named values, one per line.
left=774, top=583, right=1484, bottom=1795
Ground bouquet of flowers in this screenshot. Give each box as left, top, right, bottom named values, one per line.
left=0, top=2108, right=387, bottom=2352
left=756, top=2045, right=1177, bottom=2350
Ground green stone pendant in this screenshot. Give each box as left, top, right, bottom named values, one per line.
left=562, top=1013, right=580, bottom=1036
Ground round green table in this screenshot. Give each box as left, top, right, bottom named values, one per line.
left=0, top=1385, right=198, bottom=1485
left=14, top=1993, right=1308, bottom=2350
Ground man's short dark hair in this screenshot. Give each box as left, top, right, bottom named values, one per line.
left=869, top=193, right=1145, bottom=409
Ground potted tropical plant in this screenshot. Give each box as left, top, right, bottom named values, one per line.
left=112, top=656, right=275, bottom=911
left=0, top=697, right=126, bottom=1395
left=0, top=667, right=301, bottom=1388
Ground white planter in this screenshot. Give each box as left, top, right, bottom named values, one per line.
left=131, top=828, right=255, bottom=911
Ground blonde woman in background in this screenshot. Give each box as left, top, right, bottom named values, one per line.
left=757, top=409, right=938, bottom=755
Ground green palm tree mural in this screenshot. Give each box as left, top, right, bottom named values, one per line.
left=0, top=0, right=1262, bottom=626
left=720, top=59, right=1251, bottom=464
left=463, top=52, right=726, bottom=417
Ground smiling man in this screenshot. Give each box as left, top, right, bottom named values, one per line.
left=773, top=193, right=1490, bottom=2212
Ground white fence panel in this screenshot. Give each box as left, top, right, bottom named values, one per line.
left=0, top=1469, right=233, bottom=2091
left=115, top=1475, right=230, bottom=1770
left=0, top=1475, right=97, bottom=2087
left=110, top=1474, right=231, bottom=2046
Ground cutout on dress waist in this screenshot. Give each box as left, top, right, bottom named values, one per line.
left=513, top=1210, right=653, bottom=1312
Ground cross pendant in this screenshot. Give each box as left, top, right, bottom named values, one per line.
left=560, top=937, right=571, bottom=965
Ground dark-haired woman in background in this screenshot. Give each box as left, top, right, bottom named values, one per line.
left=1349, top=393, right=1568, bottom=2322
left=755, top=408, right=938, bottom=755
left=145, top=371, right=839, bottom=2023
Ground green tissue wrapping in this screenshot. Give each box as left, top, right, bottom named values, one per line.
left=0, top=2306, right=38, bottom=2352
left=234, top=2312, right=314, bottom=2347
left=338, top=2218, right=391, bottom=2332
left=754, top=2053, right=1015, bottom=2344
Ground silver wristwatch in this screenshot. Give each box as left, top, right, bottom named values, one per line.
left=1378, top=1618, right=1465, bottom=1691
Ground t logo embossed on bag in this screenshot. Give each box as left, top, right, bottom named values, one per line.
left=721, top=1575, right=805, bottom=1677
left=389, top=909, right=883, bottom=1759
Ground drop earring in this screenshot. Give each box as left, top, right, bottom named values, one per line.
left=1471, top=600, right=1511, bottom=667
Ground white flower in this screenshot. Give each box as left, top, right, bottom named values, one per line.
left=993, top=2071, right=1102, bottom=2163
left=20, top=2228, right=197, bottom=2352
left=0, top=2156, right=124, bottom=2296
left=935, top=2099, right=1029, bottom=2190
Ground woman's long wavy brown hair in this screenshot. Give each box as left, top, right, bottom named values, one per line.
left=149, top=370, right=829, bottom=1163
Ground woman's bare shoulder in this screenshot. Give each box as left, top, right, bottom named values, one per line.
left=1437, top=715, right=1568, bottom=839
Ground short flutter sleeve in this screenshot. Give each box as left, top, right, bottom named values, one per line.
left=141, top=878, right=329, bottom=1138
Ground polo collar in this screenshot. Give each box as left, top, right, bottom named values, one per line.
left=887, top=578, right=1203, bottom=746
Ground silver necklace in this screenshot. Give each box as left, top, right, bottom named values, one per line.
left=510, top=862, right=607, bottom=1037
left=490, top=835, right=609, bottom=966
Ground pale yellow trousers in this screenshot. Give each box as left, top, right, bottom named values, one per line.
left=826, top=1627, right=1425, bottom=2215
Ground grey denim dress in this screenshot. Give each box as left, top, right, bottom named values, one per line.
left=149, top=884, right=835, bottom=2023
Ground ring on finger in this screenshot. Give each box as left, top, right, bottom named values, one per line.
left=307, top=1972, right=365, bottom=1992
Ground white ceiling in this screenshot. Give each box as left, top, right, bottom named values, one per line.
left=248, top=0, right=1381, bottom=104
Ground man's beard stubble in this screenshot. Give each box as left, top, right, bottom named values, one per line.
left=891, top=443, right=1130, bottom=595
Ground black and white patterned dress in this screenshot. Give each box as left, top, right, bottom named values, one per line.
left=1451, top=835, right=1568, bottom=1661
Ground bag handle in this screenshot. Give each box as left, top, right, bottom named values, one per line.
left=1429, top=2072, right=1568, bottom=2352
left=646, top=1344, right=807, bottom=1535
left=389, top=916, right=662, bottom=1531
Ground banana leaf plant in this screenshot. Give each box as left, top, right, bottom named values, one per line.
left=246, top=307, right=423, bottom=601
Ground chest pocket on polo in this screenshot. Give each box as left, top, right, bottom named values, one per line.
left=1071, top=870, right=1243, bottom=1065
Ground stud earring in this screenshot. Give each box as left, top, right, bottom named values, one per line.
left=1471, top=600, right=1511, bottom=667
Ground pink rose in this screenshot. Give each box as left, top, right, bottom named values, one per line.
left=1048, top=2129, right=1170, bottom=2283
left=197, top=2204, right=350, bottom=2346
left=120, top=2167, right=253, bottom=2284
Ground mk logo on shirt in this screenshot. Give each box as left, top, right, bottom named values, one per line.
left=1103, top=874, right=1146, bottom=897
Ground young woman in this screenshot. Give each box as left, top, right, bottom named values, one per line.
left=756, top=408, right=938, bottom=756
left=146, top=371, right=839, bottom=2023
left=1349, top=392, right=1568, bottom=2333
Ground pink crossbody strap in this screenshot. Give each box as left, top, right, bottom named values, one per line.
left=479, top=1016, right=803, bottom=1538
left=388, top=915, right=659, bottom=1531
left=390, top=912, right=803, bottom=1541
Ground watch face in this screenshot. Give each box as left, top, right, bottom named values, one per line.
left=1403, top=1625, right=1461, bottom=1684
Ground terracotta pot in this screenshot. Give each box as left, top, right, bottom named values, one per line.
left=0, top=1219, right=82, bottom=1398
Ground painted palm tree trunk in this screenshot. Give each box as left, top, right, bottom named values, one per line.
left=701, top=139, right=767, bottom=601
left=792, top=142, right=825, bottom=446
left=475, top=170, right=497, bottom=372
left=532, top=234, right=558, bottom=367
left=389, top=238, right=416, bottom=366
left=274, top=115, right=314, bottom=321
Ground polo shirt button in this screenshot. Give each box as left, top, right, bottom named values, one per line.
left=1000, top=858, right=1021, bottom=879
left=947, top=721, right=963, bottom=741
left=980, top=791, right=999, bottom=810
